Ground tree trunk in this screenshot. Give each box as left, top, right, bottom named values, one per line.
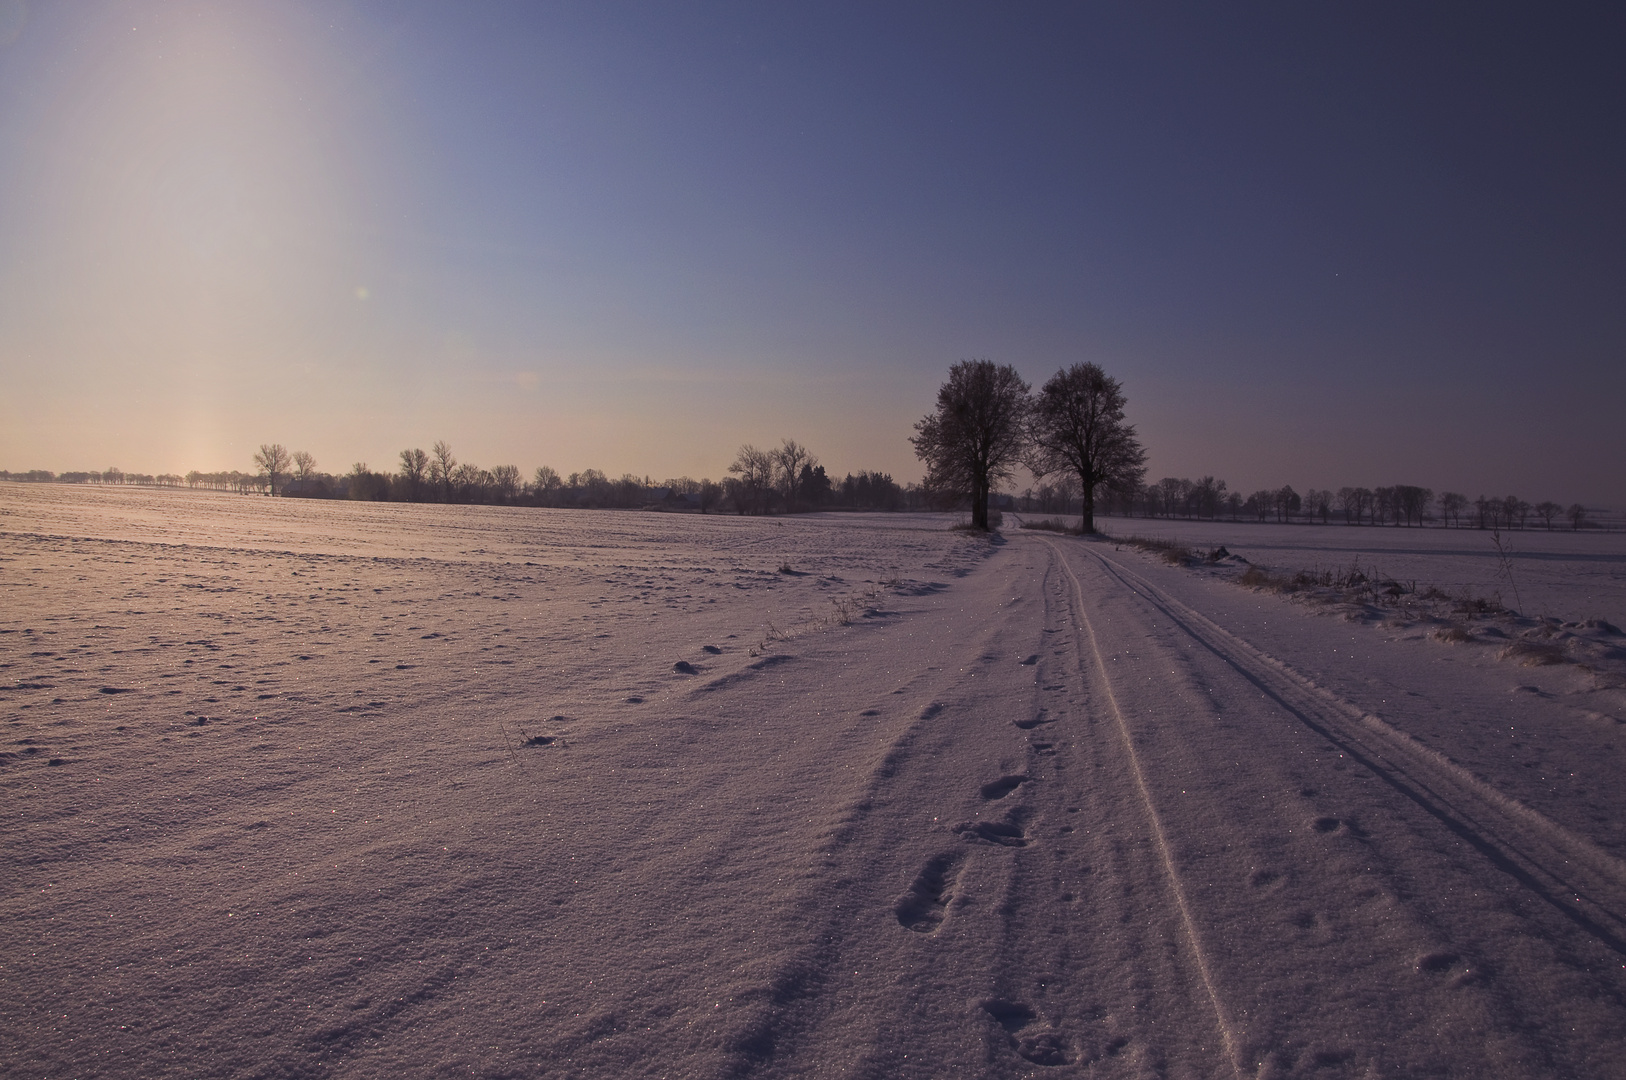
left=971, top=475, right=989, bottom=530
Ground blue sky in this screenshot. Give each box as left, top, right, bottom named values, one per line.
left=1, top=1, right=1621, bottom=504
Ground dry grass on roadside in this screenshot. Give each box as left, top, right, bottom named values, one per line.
left=1104, top=528, right=1626, bottom=681
left=1019, top=517, right=1084, bottom=535
left=1112, top=534, right=1199, bottom=565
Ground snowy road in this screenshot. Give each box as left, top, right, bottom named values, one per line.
left=733, top=535, right=1626, bottom=1078
left=4, top=489, right=1625, bottom=1078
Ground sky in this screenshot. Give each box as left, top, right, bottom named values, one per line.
left=0, top=1, right=1621, bottom=505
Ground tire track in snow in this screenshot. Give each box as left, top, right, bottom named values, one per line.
left=1083, top=543, right=1626, bottom=956
left=1039, top=537, right=1245, bottom=1079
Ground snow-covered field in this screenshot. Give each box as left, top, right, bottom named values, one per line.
left=1091, top=513, right=1626, bottom=630
left=4, top=483, right=1625, bottom=1078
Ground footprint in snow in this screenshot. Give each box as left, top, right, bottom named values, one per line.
left=979, top=775, right=1029, bottom=800
left=982, top=1000, right=1071, bottom=1067
left=1415, top=951, right=1470, bottom=980
left=895, top=852, right=964, bottom=933
left=958, top=819, right=1028, bottom=847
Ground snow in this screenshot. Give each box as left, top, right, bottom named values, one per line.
left=1091, top=514, right=1626, bottom=630
left=3, top=482, right=1625, bottom=1078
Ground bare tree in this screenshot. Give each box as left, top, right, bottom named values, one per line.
left=1373, top=486, right=1397, bottom=525
left=1274, top=485, right=1301, bottom=523
left=1193, top=476, right=1227, bottom=519
left=532, top=466, right=562, bottom=506
left=1303, top=488, right=1333, bottom=524
left=774, top=439, right=815, bottom=512
left=447, top=461, right=484, bottom=502
left=913, top=361, right=1031, bottom=531
left=292, top=451, right=317, bottom=483
left=1026, top=363, right=1144, bottom=534
left=1156, top=476, right=1191, bottom=518
left=489, top=465, right=521, bottom=502
left=1568, top=503, right=1587, bottom=531
left=1533, top=500, right=1561, bottom=530
left=1394, top=485, right=1432, bottom=527
left=727, top=444, right=776, bottom=515
left=1336, top=487, right=1360, bottom=524
left=254, top=444, right=290, bottom=496
left=1438, top=492, right=1467, bottom=528
left=430, top=441, right=456, bottom=502
left=398, top=448, right=429, bottom=500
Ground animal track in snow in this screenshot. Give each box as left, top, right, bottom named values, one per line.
left=895, top=852, right=964, bottom=932
left=979, top=775, right=1029, bottom=800
left=1013, top=710, right=1055, bottom=730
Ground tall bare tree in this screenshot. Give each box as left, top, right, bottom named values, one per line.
left=1027, top=364, right=1145, bottom=533
left=913, top=360, right=1031, bottom=530
left=398, top=448, right=429, bottom=500
left=292, top=451, right=317, bottom=484
left=449, top=462, right=487, bottom=502
left=490, top=465, right=521, bottom=502
left=1193, top=476, right=1227, bottom=519
left=430, top=441, right=456, bottom=502
left=531, top=466, right=562, bottom=506
left=727, top=444, right=775, bottom=514
left=774, top=439, right=815, bottom=512
left=1303, top=488, right=1333, bottom=524
left=254, top=444, right=290, bottom=496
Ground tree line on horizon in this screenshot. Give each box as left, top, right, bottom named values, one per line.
left=228, top=440, right=921, bottom=514
left=0, top=401, right=1604, bottom=531
left=1067, top=477, right=1594, bottom=531
left=8, top=464, right=1588, bottom=531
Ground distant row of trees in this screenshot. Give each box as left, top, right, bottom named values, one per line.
left=721, top=439, right=909, bottom=514
left=234, top=441, right=919, bottom=514
left=0, top=468, right=189, bottom=487
left=1063, top=475, right=1596, bottom=530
